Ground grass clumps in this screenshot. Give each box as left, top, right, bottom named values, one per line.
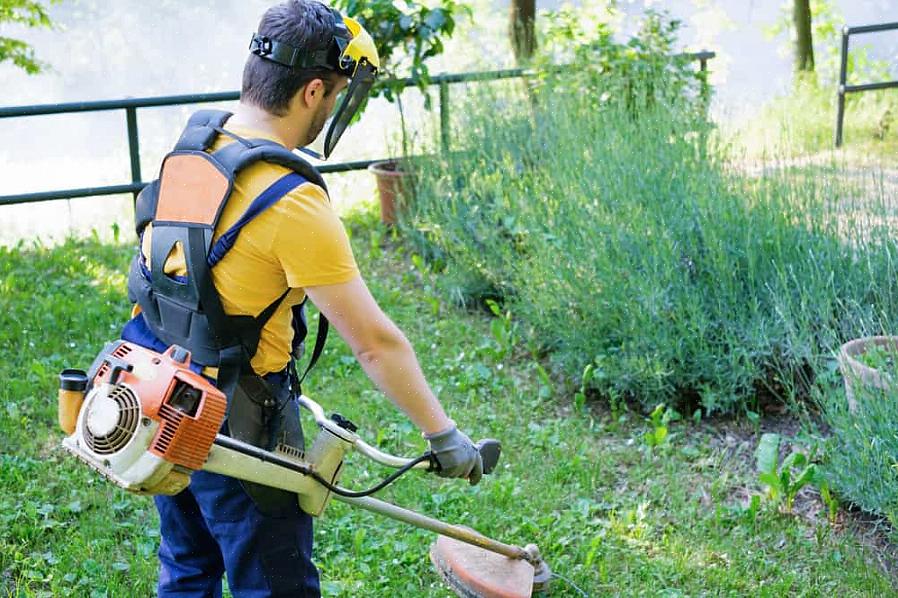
left=738, top=80, right=898, bottom=160
left=404, top=12, right=898, bottom=415
left=818, top=378, right=898, bottom=529
left=815, top=339, right=898, bottom=529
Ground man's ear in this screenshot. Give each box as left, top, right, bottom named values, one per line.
left=302, top=78, right=326, bottom=108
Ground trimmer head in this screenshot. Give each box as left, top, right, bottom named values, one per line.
left=430, top=535, right=551, bottom=598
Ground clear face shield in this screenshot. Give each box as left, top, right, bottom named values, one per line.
left=322, top=59, right=376, bottom=159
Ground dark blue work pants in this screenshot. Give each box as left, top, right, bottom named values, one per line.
left=154, top=471, right=319, bottom=597
left=154, top=373, right=320, bottom=597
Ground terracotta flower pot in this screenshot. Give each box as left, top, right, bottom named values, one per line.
left=837, top=335, right=898, bottom=412
left=368, top=160, right=414, bottom=225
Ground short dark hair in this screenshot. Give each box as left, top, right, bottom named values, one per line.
left=241, top=0, right=341, bottom=116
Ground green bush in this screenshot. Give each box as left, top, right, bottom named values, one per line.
left=403, top=12, right=898, bottom=414
left=819, top=379, right=898, bottom=527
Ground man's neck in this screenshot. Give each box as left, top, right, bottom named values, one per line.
left=228, top=102, right=307, bottom=149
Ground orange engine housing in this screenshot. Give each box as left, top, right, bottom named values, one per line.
left=92, top=342, right=227, bottom=471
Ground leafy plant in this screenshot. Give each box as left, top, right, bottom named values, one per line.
left=856, top=345, right=898, bottom=371
left=643, top=404, right=676, bottom=450
left=484, top=298, right=515, bottom=361
left=333, top=0, right=469, bottom=156
left=335, top=0, right=467, bottom=101
left=755, top=433, right=818, bottom=513
left=818, top=479, right=840, bottom=524
left=332, top=0, right=470, bottom=166
left=573, top=364, right=593, bottom=411
left=0, top=0, right=57, bottom=74
left=535, top=8, right=706, bottom=120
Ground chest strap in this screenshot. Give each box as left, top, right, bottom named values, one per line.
left=208, top=172, right=306, bottom=268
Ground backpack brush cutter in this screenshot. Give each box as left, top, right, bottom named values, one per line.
left=57, top=341, right=551, bottom=597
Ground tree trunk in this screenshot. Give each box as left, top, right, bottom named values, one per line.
left=793, top=0, right=814, bottom=72
left=509, top=0, right=536, bottom=64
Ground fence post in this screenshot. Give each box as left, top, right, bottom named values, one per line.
left=439, top=79, right=450, bottom=154
left=125, top=106, right=142, bottom=200
left=834, top=26, right=850, bottom=148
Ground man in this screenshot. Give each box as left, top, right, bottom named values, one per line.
left=122, top=1, right=483, bottom=595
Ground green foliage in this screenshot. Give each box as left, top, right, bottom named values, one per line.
left=573, top=363, right=593, bottom=411
left=1, top=228, right=895, bottom=595
left=0, top=0, right=56, bottom=74
left=642, top=404, right=676, bottom=450
left=404, top=11, right=898, bottom=414
left=332, top=0, right=469, bottom=106
left=855, top=345, right=898, bottom=371
left=755, top=433, right=818, bottom=513
left=536, top=8, right=707, bottom=118
left=484, top=298, right=516, bottom=361
left=818, top=479, right=840, bottom=524
left=818, top=374, right=898, bottom=528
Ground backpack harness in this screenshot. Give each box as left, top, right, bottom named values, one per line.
left=123, top=109, right=329, bottom=405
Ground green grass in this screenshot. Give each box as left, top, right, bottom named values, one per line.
left=733, top=81, right=898, bottom=166
left=1, top=216, right=896, bottom=596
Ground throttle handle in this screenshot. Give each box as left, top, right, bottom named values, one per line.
left=477, top=439, right=501, bottom=474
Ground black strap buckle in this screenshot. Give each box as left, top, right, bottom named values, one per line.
left=250, top=34, right=273, bottom=57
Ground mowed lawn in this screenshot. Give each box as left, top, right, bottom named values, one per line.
left=0, top=211, right=895, bottom=596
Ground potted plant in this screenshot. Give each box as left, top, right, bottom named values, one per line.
left=333, top=0, right=468, bottom=223
left=838, top=336, right=898, bottom=412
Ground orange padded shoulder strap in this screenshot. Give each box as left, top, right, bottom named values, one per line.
left=155, top=153, right=230, bottom=225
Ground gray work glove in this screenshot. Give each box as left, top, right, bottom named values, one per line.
left=425, top=423, right=483, bottom=486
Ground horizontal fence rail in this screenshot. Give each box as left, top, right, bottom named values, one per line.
left=835, top=22, right=898, bottom=147
left=0, top=51, right=714, bottom=207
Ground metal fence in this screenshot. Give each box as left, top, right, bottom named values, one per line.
left=0, top=51, right=714, bottom=207
left=834, top=21, right=898, bottom=147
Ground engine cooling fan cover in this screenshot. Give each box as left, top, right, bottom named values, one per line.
left=82, top=383, right=141, bottom=455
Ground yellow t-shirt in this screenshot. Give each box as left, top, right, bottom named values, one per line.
left=139, top=125, right=358, bottom=375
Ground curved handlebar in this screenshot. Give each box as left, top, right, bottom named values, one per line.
left=298, top=395, right=502, bottom=475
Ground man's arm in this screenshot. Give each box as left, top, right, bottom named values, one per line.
left=305, top=275, right=450, bottom=435
left=305, top=275, right=483, bottom=483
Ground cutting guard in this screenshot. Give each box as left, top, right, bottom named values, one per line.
left=430, top=534, right=535, bottom=598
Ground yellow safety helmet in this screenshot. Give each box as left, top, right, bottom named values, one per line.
left=249, top=8, right=379, bottom=158
left=338, top=16, right=380, bottom=73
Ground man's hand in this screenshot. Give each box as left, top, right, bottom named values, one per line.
left=425, top=423, right=483, bottom=485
